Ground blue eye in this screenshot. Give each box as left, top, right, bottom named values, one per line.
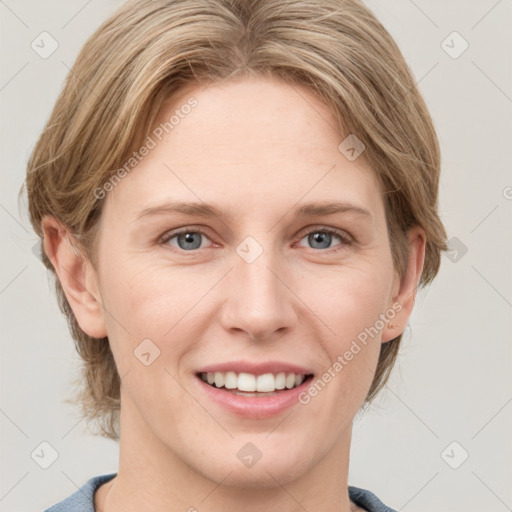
left=162, top=229, right=209, bottom=251
left=297, top=229, right=352, bottom=252
left=160, top=227, right=352, bottom=253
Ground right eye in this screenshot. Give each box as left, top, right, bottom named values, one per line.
left=160, top=228, right=213, bottom=251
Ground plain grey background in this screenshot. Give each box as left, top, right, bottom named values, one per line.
left=1, top=1, right=511, bottom=510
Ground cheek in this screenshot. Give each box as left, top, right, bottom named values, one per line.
left=98, top=258, right=219, bottom=362
left=303, top=263, right=391, bottom=399
left=305, top=260, right=393, bottom=340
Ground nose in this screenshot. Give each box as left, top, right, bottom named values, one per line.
left=219, top=245, right=298, bottom=341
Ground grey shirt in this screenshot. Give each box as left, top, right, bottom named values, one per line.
left=44, top=473, right=397, bottom=511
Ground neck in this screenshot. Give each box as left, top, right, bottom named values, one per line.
left=98, top=398, right=358, bottom=512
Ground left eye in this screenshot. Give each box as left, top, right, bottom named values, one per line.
left=296, top=229, right=351, bottom=251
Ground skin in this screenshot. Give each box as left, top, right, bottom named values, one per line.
left=43, top=75, right=425, bottom=512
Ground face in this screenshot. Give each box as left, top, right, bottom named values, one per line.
left=73, top=76, right=412, bottom=485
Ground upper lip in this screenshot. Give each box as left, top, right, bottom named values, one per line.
left=195, top=360, right=314, bottom=376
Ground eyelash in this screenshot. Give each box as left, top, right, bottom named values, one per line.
left=159, top=226, right=354, bottom=254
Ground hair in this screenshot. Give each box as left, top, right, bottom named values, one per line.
left=24, top=0, right=448, bottom=439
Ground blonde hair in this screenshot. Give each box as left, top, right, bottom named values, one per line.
left=24, top=0, right=448, bottom=439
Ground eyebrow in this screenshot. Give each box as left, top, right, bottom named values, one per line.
left=135, top=200, right=372, bottom=221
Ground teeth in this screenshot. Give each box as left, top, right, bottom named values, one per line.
left=238, top=372, right=256, bottom=391
left=214, top=372, right=224, bottom=388
left=275, top=372, right=286, bottom=389
left=224, top=371, right=237, bottom=389
left=201, top=371, right=308, bottom=392
left=256, top=373, right=275, bottom=392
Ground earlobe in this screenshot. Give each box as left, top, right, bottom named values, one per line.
left=381, top=226, right=426, bottom=343
left=41, top=215, right=108, bottom=339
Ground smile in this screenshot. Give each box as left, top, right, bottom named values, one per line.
left=195, top=369, right=315, bottom=418
left=198, top=371, right=312, bottom=395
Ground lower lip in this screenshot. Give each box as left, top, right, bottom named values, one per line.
left=195, top=375, right=314, bottom=419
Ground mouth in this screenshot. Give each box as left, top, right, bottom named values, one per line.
left=196, top=371, right=314, bottom=397
left=193, top=361, right=315, bottom=418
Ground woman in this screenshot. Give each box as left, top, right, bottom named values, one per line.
left=25, top=0, right=447, bottom=510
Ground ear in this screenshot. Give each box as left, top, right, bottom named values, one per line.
left=41, top=215, right=107, bottom=339
left=381, top=225, right=426, bottom=343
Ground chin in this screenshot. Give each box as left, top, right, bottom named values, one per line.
left=192, top=438, right=317, bottom=489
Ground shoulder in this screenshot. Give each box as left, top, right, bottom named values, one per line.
left=348, top=485, right=397, bottom=512
left=44, top=473, right=117, bottom=512
left=43, top=476, right=393, bottom=512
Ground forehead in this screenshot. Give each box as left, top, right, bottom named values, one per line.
left=105, top=76, right=384, bottom=222
left=157, top=75, right=347, bottom=164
